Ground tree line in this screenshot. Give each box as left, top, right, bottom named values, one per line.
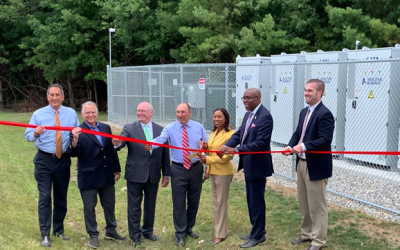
left=1, top=0, right=399, bottom=110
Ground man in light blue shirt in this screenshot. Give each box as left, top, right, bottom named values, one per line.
left=24, top=84, right=79, bottom=247
left=145, top=103, right=208, bottom=247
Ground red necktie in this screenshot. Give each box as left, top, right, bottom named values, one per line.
left=298, top=108, right=310, bottom=144
left=182, top=125, right=191, bottom=170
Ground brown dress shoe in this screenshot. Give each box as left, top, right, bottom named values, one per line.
left=291, top=237, right=311, bottom=245
left=306, top=245, right=323, bottom=250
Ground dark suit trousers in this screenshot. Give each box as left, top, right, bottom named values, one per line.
left=34, top=151, right=71, bottom=237
left=245, top=177, right=266, bottom=240
left=171, top=161, right=203, bottom=238
left=127, top=179, right=159, bottom=240
left=80, top=185, right=117, bottom=237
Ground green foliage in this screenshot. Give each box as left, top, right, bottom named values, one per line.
left=1, top=0, right=400, bottom=106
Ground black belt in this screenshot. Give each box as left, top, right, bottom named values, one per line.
left=299, top=158, right=306, bottom=161
left=172, top=161, right=200, bottom=167
left=38, top=150, right=67, bottom=158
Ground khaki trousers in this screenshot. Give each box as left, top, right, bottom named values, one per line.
left=297, top=160, right=328, bottom=247
left=210, top=174, right=233, bottom=238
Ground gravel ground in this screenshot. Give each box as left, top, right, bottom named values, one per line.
left=107, top=121, right=400, bottom=222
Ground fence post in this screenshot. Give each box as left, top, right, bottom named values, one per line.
left=124, top=68, right=128, bottom=123
left=180, top=66, right=184, bottom=102
left=225, top=66, right=229, bottom=111
left=107, top=65, right=113, bottom=122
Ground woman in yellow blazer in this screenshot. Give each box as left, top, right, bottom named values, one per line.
left=198, top=108, right=234, bottom=245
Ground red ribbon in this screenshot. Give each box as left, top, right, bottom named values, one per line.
left=2, top=120, right=400, bottom=155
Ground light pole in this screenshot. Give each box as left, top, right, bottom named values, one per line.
left=109, top=28, right=116, bottom=67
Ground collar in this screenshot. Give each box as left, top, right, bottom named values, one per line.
left=84, top=121, right=100, bottom=129
left=308, top=101, right=321, bottom=112
left=140, top=121, right=152, bottom=127
left=249, top=103, right=261, bottom=115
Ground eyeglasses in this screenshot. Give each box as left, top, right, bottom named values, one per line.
left=241, top=96, right=258, bottom=101
left=136, top=110, right=151, bottom=113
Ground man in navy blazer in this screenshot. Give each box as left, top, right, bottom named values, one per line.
left=282, top=79, right=334, bottom=250
left=70, top=101, right=126, bottom=249
left=220, top=88, right=273, bottom=248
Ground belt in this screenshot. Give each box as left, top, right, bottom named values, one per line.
left=172, top=161, right=200, bottom=167
left=299, top=158, right=306, bottom=161
left=38, top=150, right=67, bottom=158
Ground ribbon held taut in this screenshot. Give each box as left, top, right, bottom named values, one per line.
left=2, top=120, right=400, bottom=156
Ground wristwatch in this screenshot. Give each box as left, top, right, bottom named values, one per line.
left=235, top=148, right=239, bottom=152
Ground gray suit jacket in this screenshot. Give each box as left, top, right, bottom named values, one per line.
left=116, top=121, right=170, bottom=183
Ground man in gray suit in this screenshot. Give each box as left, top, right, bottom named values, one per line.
left=112, top=102, right=170, bottom=247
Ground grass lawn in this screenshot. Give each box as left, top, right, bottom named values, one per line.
left=0, top=111, right=399, bottom=250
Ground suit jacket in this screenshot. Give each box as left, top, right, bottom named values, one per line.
left=116, top=121, right=170, bottom=183
left=288, top=102, right=335, bottom=181
left=225, top=104, right=274, bottom=180
left=70, top=122, right=121, bottom=190
left=206, top=128, right=235, bottom=176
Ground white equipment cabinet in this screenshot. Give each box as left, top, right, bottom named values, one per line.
left=345, top=47, right=400, bottom=169
left=304, top=50, right=348, bottom=152
left=235, top=54, right=271, bottom=129
left=270, top=53, right=306, bottom=145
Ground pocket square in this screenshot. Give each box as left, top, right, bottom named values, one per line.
left=251, top=123, right=256, bottom=128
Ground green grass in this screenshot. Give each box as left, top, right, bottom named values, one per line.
left=0, top=111, right=399, bottom=249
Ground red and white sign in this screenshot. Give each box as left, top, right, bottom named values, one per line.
left=198, top=78, right=205, bottom=89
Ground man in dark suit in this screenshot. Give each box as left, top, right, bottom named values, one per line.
left=282, top=79, right=334, bottom=250
left=112, top=102, right=170, bottom=247
left=220, top=88, right=273, bottom=248
left=70, top=101, right=126, bottom=249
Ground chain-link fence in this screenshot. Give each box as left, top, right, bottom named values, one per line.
left=107, top=58, right=400, bottom=216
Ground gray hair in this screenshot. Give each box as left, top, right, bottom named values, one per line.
left=47, top=83, right=64, bottom=96
left=81, top=101, right=98, bottom=113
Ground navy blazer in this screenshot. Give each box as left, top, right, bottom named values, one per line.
left=225, top=104, right=274, bottom=180
left=288, top=102, right=335, bottom=181
left=69, top=122, right=121, bottom=190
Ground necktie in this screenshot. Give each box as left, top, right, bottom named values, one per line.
left=241, top=112, right=253, bottom=144
left=182, top=125, right=191, bottom=170
left=298, top=108, right=310, bottom=144
left=55, top=110, right=62, bottom=158
left=144, top=124, right=152, bottom=154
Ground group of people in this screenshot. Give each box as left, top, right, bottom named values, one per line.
left=25, top=78, right=334, bottom=250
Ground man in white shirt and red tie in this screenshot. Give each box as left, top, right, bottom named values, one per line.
left=145, top=103, right=208, bottom=247
left=282, top=79, right=335, bottom=250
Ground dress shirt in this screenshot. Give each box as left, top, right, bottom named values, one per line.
left=84, top=121, right=102, bottom=146
left=152, top=119, right=208, bottom=163
left=140, top=121, right=153, bottom=139
left=300, top=101, right=321, bottom=159
left=25, top=105, right=80, bottom=153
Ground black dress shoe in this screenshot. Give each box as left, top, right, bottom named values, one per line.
left=186, top=230, right=199, bottom=239
left=241, top=233, right=251, bottom=240
left=53, top=232, right=70, bottom=241
left=291, top=237, right=312, bottom=245
left=41, top=236, right=51, bottom=247
left=143, top=233, right=158, bottom=241
left=88, top=237, right=99, bottom=249
left=176, top=237, right=185, bottom=247
left=132, top=236, right=141, bottom=247
left=239, top=236, right=266, bottom=248
left=105, top=232, right=127, bottom=240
